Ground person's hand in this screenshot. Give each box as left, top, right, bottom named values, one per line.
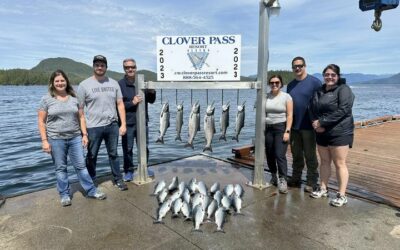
left=119, top=124, right=127, bottom=136
left=283, top=132, right=290, bottom=142
left=315, top=127, right=325, bottom=133
left=42, top=140, right=51, bottom=154
left=312, top=120, right=321, bottom=130
left=82, top=135, right=88, bottom=148
left=132, top=95, right=143, bottom=105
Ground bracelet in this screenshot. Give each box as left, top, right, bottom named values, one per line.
left=41, top=138, right=47, bottom=141
left=82, top=133, right=88, bottom=136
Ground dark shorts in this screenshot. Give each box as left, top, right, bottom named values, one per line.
left=316, top=134, right=353, bottom=148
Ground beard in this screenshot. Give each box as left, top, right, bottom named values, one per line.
left=94, top=69, right=106, bottom=77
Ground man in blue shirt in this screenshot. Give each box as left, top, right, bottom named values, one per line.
left=118, top=58, right=156, bottom=182
left=286, top=56, right=321, bottom=192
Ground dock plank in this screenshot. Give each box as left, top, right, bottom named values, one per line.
left=229, top=121, right=400, bottom=208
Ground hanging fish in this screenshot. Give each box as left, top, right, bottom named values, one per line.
left=203, top=102, right=216, bottom=152
left=185, top=101, right=200, bottom=149
left=219, top=102, right=230, bottom=141
left=232, top=101, right=246, bottom=142
left=175, top=101, right=184, bottom=141
left=156, top=102, right=170, bottom=144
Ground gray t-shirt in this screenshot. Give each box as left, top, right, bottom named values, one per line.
left=77, top=76, right=122, bottom=128
left=39, top=94, right=81, bottom=139
left=265, top=91, right=292, bottom=124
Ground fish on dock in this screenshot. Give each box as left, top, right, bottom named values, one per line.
left=156, top=102, right=170, bottom=144
left=192, top=204, right=205, bottom=232
left=214, top=206, right=226, bottom=233
left=154, top=200, right=172, bottom=224
left=152, top=180, right=166, bottom=196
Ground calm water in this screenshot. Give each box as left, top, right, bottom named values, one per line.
left=0, top=83, right=399, bottom=196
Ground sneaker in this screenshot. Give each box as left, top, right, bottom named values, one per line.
left=115, top=181, right=128, bottom=191
left=269, top=174, right=278, bottom=186
left=310, top=187, right=328, bottom=199
left=123, top=171, right=134, bottom=182
left=278, top=177, right=288, bottom=194
left=60, top=196, right=71, bottom=207
left=287, top=178, right=301, bottom=188
left=330, top=193, right=348, bottom=207
left=89, top=190, right=107, bottom=200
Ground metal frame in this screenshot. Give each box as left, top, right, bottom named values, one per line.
left=133, top=1, right=274, bottom=188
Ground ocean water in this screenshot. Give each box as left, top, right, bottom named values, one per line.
left=0, top=83, right=399, bottom=196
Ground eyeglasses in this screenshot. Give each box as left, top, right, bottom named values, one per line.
left=269, top=81, right=281, bottom=85
left=292, top=64, right=304, bottom=70
left=124, top=66, right=137, bottom=70
left=324, top=73, right=337, bottom=78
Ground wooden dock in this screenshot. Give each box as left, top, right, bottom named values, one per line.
left=229, top=118, right=400, bottom=208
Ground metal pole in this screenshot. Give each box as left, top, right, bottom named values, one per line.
left=248, top=0, right=270, bottom=189
left=133, top=74, right=152, bottom=185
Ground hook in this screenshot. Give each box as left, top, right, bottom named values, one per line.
left=372, top=9, right=382, bottom=32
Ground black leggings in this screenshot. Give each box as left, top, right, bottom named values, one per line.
left=265, top=122, right=289, bottom=179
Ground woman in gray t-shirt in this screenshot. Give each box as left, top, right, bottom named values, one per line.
left=265, top=74, right=293, bottom=194
left=38, top=70, right=106, bottom=206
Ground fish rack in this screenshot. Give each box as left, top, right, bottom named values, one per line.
left=133, top=1, right=276, bottom=191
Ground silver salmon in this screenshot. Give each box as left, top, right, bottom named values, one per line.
left=156, top=102, right=170, bottom=144
left=185, top=101, right=200, bottom=149
left=219, top=102, right=230, bottom=141
left=232, top=101, right=246, bottom=142
left=175, top=102, right=184, bottom=141
left=203, top=102, right=216, bottom=152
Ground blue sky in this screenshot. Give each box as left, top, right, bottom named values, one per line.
left=0, top=0, right=399, bottom=76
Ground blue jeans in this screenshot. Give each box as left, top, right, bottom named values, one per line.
left=121, top=125, right=149, bottom=173
left=86, top=122, right=122, bottom=182
left=49, top=136, right=97, bottom=198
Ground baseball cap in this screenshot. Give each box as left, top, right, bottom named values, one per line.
left=93, top=55, right=107, bottom=66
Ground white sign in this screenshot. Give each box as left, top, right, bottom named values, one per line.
left=157, top=35, right=241, bottom=81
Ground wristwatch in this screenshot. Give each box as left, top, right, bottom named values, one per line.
left=285, top=130, right=290, bottom=133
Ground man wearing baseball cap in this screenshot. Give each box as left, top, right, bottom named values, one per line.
left=77, top=55, right=128, bottom=191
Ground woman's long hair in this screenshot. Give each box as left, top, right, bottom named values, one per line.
left=48, top=69, right=76, bottom=97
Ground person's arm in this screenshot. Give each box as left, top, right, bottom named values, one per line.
left=283, top=99, right=293, bottom=142
left=38, top=110, right=51, bottom=153
left=78, top=108, right=88, bottom=147
left=117, top=99, right=127, bottom=136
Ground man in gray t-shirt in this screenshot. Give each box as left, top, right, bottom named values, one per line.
left=77, top=55, right=128, bottom=191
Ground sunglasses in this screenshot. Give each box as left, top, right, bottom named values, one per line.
left=269, top=81, right=281, bottom=85
left=292, top=64, right=304, bottom=70
left=124, top=66, right=137, bottom=70
left=94, top=64, right=106, bottom=68
left=324, top=73, right=337, bottom=78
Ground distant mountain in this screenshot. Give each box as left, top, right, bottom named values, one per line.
left=357, top=72, right=400, bottom=84
left=1, top=57, right=253, bottom=85
left=312, top=73, right=394, bottom=84
left=0, top=57, right=156, bottom=85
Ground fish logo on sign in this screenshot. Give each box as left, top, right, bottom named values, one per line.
left=187, top=49, right=209, bottom=70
